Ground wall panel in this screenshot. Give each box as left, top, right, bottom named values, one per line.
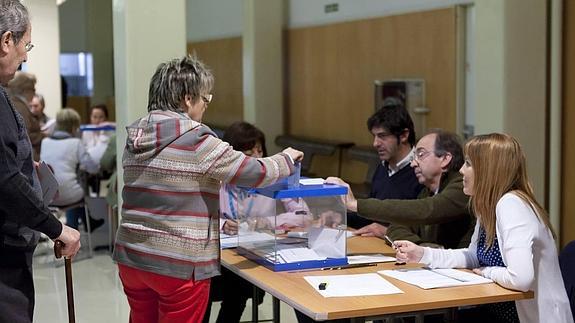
left=286, top=8, right=457, bottom=179
left=188, top=37, right=243, bottom=128
left=561, top=1, right=575, bottom=247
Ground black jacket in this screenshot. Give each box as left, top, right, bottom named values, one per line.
left=0, top=87, right=62, bottom=250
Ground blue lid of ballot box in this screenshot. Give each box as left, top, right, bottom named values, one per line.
left=246, top=179, right=348, bottom=199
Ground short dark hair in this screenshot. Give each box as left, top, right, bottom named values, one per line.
left=222, top=121, right=267, bottom=157
left=367, top=102, right=416, bottom=146
left=90, top=104, right=108, bottom=119
left=428, top=129, right=464, bottom=172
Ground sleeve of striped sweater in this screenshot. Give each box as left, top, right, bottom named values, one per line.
left=203, top=136, right=295, bottom=188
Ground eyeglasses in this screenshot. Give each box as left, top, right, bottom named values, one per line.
left=201, top=94, right=213, bottom=104
left=25, top=42, right=34, bottom=52
left=414, top=149, right=433, bottom=162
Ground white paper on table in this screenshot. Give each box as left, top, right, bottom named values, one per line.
left=304, top=273, right=403, bottom=297
left=299, top=178, right=324, bottom=185
left=308, top=227, right=346, bottom=258
left=347, top=254, right=396, bottom=264
left=379, top=268, right=492, bottom=289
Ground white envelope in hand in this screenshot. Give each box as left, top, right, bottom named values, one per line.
left=308, top=227, right=346, bottom=258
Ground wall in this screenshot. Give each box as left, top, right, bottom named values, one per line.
left=562, top=0, right=575, bottom=246
left=287, top=8, right=457, bottom=179
left=59, top=0, right=115, bottom=119
left=187, top=0, right=243, bottom=42
left=474, top=0, right=548, bottom=204
left=25, top=0, right=62, bottom=118
left=187, top=38, right=243, bottom=128
left=186, top=0, right=472, bottom=41
left=58, top=0, right=87, bottom=52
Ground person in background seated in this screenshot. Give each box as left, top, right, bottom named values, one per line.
left=203, top=121, right=309, bottom=323
left=394, top=133, right=573, bottom=323
left=6, top=71, right=43, bottom=161
left=113, top=56, right=303, bottom=323
left=40, top=108, right=104, bottom=232
left=82, top=104, right=114, bottom=165
left=29, top=93, right=55, bottom=136
left=348, top=101, right=424, bottom=237
left=327, top=130, right=474, bottom=249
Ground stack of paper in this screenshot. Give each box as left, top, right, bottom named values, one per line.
left=379, top=268, right=492, bottom=289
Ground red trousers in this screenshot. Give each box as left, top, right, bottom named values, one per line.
left=118, top=264, right=210, bottom=323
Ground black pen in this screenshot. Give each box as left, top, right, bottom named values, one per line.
left=384, top=235, right=406, bottom=265
left=384, top=235, right=397, bottom=250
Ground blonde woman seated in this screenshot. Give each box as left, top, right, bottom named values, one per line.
left=40, top=108, right=103, bottom=231
left=395, top=133, right=573, bottom=323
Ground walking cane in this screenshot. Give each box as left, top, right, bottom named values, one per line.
left=54, top=240, right=76, bottom=323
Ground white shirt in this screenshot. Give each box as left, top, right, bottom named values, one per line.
left=386, top=147, right=415, bottom=176
left=41, top=134, right=99, bottom=206
left=420, top=193, right=573, bottom=323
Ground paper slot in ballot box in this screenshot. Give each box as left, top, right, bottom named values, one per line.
left=236, top=179, right=348, bottom=271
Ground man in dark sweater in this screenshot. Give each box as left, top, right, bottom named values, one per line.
left=347, top=102, right=424, bottom=237
left=329, top=130, right=474, bottom=249
left=0, top=1, right=81, bottom=322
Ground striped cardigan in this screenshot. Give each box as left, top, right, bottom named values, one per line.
left=113, top=111, right=295, bottom=280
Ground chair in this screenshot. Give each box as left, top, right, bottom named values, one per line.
left=84, top=196, right=113, bottom=252
left=559, top=240, right=575, bottom=319
left=275, top=135, right=354, bottom=177
left=346, top=145, right=381, bottom=199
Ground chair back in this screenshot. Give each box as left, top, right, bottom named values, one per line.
left=559, top=240, right=575, bottom=319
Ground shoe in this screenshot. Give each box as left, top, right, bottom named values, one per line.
left=89, top=217, right=105, bottom=233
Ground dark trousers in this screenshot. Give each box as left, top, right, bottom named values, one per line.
left=203, top=267, right=264, bottom=323
left=0, top=248, right=36, bottom=323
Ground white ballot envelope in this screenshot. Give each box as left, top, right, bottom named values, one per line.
left=37, top=161, right=59, bottom=205
left=308, top=226, right=346, bottom=258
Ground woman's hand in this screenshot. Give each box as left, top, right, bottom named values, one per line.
left=282, top=147, right=304, bottom=163
left=223, top=219, right=239, bottom=235
left=394, top=240, right=424, bottom=263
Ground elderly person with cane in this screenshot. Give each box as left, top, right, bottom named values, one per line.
left=0, top=1, right=81, bottom=322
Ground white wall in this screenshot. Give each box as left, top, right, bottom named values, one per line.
left=186, top=0, right=473, bottom=41
left=187, top=0, right=243, bottom=41
left=24, top=0, right=62, bottom=118
left=288, top=0, right=472, bottom=28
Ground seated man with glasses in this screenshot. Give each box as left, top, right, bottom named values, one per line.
left=328, top=129, right=474, bottom=249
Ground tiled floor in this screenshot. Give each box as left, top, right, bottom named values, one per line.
left=32, top=245, right=298, bottom=323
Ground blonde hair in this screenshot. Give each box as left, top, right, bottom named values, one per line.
left=55, top=108, right=81, bottom=134
left=465, top=133, right=554, bottom=247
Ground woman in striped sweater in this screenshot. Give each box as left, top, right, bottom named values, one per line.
left=113, top=56, right=303, bottom=323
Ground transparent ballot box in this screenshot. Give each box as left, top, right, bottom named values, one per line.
left=236, top=180, right=348, bottom=271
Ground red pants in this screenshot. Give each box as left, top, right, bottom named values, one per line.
left=118, top=264, right=210, bottom=323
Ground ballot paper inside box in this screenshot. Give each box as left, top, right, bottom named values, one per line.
left=236, top=179, right=348, bottom=271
